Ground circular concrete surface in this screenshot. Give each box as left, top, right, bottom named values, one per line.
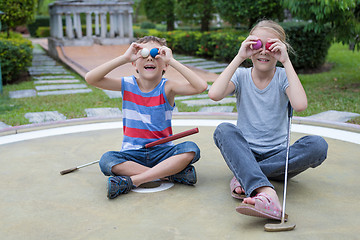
left=1, top=118, right=359, bottom=239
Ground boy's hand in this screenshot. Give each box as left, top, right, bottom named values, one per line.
left=156, top=46, right=173, bottom=64
left=265, top=38, right=290, bottom=64
left=123, top=42, right=143, bottom=62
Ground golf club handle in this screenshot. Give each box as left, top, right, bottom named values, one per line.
left=145, top=128, right=199, bottom=148
left=60, top=167, right=78, bottom=175
left=288, top=102, right=293, bottom=118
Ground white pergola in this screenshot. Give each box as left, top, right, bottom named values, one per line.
left=49, top=0, right=134, bottom=46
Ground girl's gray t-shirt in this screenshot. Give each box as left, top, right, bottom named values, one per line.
left=230, top=67, right=289, bottom=154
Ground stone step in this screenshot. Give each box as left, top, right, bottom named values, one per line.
left=29, top=70, right=70, bottom=75
left=85, top=108, right=122, bottom=117
left=33, top=75, right=76, bottom=80
left=34, top=79, right=80, bottom=84
left=35, top=84, right=88, bottom=91
left=9, top=89, right=37, bottom=99
left=102, top=89, right=122, bottom=99
left=181, top=97, right=236, bottom=107
left=37, top=89, right=92, bottom=96
left=24, top=111, right=66, bottom=123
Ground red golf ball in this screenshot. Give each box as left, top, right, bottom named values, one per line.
left=265, top=42, right=273, bottom=51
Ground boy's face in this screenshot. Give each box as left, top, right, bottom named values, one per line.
left=250, top=28, right=278, bottom=71
left=133, top=41, right=167, bottom=81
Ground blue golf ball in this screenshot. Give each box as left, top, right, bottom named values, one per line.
left=150, top=48, right=159, bottom=58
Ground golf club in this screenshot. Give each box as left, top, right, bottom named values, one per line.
left=60, top=127, right=199, bottom=175
left=264, top=102, right=296, bottom=232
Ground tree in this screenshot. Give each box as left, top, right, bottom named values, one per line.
left=175, top=0, right=215, bottom=31
left=143, top=0, right=175, bottom=31
left=0, top=0, right=37, bottom=37
left=282, top=0, right=360, bottom=50
left=213, top=0, right=284, bottom=29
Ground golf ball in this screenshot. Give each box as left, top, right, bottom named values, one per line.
left=141, top=48, right=150, bottom=58
left=150, top=48, right=159, bottom=58
left=265, top=42, right=273, bottom=51
left=252, top=40, right=262, bottom=50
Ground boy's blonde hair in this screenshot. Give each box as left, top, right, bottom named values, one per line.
left=136, top=36, right=167, bottom=46
left=250, top=20, right=294, bottom=54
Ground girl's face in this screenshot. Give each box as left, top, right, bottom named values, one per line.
left=250, top=28, right=279, bottom=71
left=133, top=41, right=167, bottom=81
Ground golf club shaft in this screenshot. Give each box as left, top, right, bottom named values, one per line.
left=281, top=103, right=293, bottom=223
left=60, top=128, right=199, bottom=175
left=60, top=160, right=100, bottom=175
left=145, top=127, right=199, bottom=148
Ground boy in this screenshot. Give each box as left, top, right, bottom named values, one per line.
left=85, top=36, right=208, bottom=199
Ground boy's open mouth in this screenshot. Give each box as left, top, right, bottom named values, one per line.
left=144, top=65, right=156, bottom=70
left=258, top=58, right=269, bottom=62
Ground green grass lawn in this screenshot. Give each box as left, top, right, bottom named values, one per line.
left=297, top=43, right=360, bottom=121
left=0, top=43, right=359, bottom=126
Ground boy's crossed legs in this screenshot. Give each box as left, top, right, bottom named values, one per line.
left=112, top=152, right=195, bottom=186
left=99, top=141, right=200, bottom=199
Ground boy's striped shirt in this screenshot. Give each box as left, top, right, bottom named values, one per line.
left=121, top=76, right=174, bottom=150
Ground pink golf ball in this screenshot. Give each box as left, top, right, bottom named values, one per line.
left=252, top=40, right=262, bottom=50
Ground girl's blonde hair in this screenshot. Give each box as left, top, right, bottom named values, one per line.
left=250, top=20, right=294, bottom=54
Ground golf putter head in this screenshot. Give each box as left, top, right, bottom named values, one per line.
left=264, top=221, right=296, bottom=232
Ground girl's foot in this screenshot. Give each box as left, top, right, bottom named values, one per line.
left=230, top=176, right=246, bottom=199
left=243, top=186, right=281, bottom=210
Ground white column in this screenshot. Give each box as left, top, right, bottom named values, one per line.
left=65, top=13, right=74, bottom=39
left=74, top=13, right=82, bottom=38
left=100, top=12, right=107, bottom=38
left=109, top=12, right=115, bottom=38
left=57, top=14, right=63, bottom=39
left=117, top=11, right=124, bottom=38
left=95, top=12, right=100, bottom=36
left=127, top=10, right=133, bottom=38
left=86, top=12, right=92, bottom=37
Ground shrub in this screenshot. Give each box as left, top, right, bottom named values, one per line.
left=27, top=16, right=50, bottom=37
left=281, top=21, right=332, bottom=70
left=0, top=32, right=33, bottom=85
left=140, top=21, right=156, bottom=29
left=36, top=26, right=51, bottom=38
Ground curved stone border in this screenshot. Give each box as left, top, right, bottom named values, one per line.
left=1, top=117, right=359, bottom=146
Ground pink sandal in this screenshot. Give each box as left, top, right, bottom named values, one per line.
left=235, top=192, right=288, bottom=221
left=230, top=176, right=246, bottom=200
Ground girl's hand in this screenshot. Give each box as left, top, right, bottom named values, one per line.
left=238, top=35, right=262, bottom=59
left=265, top=39, right=290, bottom=64
left=123, top=42, right=142, bottom=62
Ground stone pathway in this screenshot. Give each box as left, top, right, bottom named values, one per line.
left=175, top=55, right=228, bottom=74
left=8, top=48, right=92, bottom=99
left=1, top=49, right=359, bottom=128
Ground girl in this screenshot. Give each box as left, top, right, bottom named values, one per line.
left=208, top=20, right=328, bottom=220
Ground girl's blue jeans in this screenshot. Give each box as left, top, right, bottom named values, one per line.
left=213, top=123, right=328, bottom=197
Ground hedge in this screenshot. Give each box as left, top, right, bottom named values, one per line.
left=34, top=21, right=332, bottom=71
left=282, top=21, right=332, bottom=70
left=27, top=16, right=50, bottom=37
left=134, top=21, right=332, bottom=70
left=0, top=32, right=33, bottom=85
